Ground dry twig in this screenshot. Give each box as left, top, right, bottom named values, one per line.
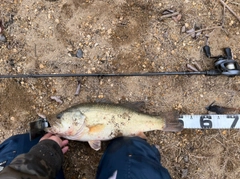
left=230, top=2, right=240, bottom=6
left=159, top=12, right=180, bottom=20
left=222, top=3, right=226, bottom=26
left=75, top=80, right=81, bottom=96
left=50, top=96, right=63, bottom=104
left=219, top=0, right=240, bottom=22
left=179, top=26, right=223, bottom=42
left=186, top=64, right=199, bottom=72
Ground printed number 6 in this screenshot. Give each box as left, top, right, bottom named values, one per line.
left=200, top=116, right=212, bottom=129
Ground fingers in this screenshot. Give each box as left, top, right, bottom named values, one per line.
left=62, top=146, right=69, bottom=154
left=40, top=133, right=53, bottom=141
left=61, top=139, right=69, bottom=147
left=40, top=133, right=69, bottom=154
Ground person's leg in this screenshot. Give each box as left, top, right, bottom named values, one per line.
left=0, top=133, right=64, bottom=179
left=0, top=133, right=40, bottom=169
left=96, top=137, right=171, bottom=179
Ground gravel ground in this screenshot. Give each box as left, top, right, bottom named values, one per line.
left=1, top=0, right=240, bottom=178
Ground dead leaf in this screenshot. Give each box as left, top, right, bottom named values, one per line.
left=172, top=14, right=182, bottom=22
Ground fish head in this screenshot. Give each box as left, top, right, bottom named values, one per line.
left=46, top=109, right=87, bottom=140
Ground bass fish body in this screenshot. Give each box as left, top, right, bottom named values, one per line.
left=46, top=104, right=182, bottom=150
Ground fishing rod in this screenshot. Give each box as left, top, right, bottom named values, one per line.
left=1, top=45, right=240, bottom=78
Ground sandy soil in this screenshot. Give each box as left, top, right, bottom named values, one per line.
left=1, top=0, right=240, bottom=178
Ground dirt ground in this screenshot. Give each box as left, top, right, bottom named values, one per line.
left=1, top=0, right=240, bottom=178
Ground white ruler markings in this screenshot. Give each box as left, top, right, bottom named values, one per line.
left=179, top=115, right=240, bottom=129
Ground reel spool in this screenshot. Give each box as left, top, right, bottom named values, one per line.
left=203, top=46, right=240, bottom=76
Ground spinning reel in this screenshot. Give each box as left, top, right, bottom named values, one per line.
left=203, top=45, right=240, bottom=76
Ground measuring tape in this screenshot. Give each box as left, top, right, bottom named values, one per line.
left=179, top=115, right=240, bottom=129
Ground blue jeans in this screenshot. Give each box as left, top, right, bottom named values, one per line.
left=0, top=133, right=65, bottom=179
left=96, top=137, right=171, bottom=179
left=0, top=134, right=171, bottom=179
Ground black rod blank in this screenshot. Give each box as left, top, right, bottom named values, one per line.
left=0, top=71, right=208, bottom=78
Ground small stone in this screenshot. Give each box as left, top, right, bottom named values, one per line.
left=10, top=116, right=15, bottom=121
left=7, top=59, right=15, bottom=67
left=185, top=23, right=189, bottom=28
left=55, top=19, right=60, bottom=23
left=222, top=130, right=227, bottom=135
left=39, top=64, right=45, bottom=69
left=229, top=20, right=234, bottom=26
left=107, top=29, right=112, bottom=34
left=67, top=47, right=73, bottom=52
left=182, top=169, right=188, bottom=178
left=76, top=49, right=84, bottom=58
left=181, top=26, right=186, bottom=33
left=98, top=94, right=104, bottom=98
left=184, top=155, right=189, bottom=162
left=0, top=34, right=7, bottom=42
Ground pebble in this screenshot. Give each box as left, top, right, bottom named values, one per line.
left=98, top=94, right=104, bottom=98
left=229, top=20, right=234, bottom=26
left=184, top=155, right=189, bottom=162
left=7, top=59, right=15, bottom=67
left=39, top=64, right=45, bottom=69
left=181, top=26, right=186, bottom=33
left=185, top=23, right=189, bottom=28
left=0, top=34, right=7, bottom=42
left=182, top=169, right=188, bottom=178
left=76, top=49, right=84, bottom=58
left=55, top=19, right=60, bottom=23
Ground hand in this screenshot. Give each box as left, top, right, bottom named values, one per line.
left=40, top=133, right=69, bottom=154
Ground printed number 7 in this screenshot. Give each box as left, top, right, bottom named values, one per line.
left=200, top=116, right=212, bottom=129
left=230, top=116, right=239, bottom=129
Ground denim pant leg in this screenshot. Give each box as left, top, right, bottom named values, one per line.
left=96, top=137, right=171, bottom=179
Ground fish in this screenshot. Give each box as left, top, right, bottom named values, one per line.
left=45, top=103, right=183, bottom=150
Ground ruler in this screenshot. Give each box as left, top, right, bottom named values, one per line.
left=179, top=115, right=240, bottom=129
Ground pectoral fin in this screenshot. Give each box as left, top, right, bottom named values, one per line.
left=88, top=140, right=101, bottom=151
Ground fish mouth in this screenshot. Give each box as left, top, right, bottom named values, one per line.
left=45, top=119, right=87, bottom=140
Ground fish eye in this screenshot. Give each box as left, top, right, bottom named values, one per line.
left=57, top=113, right=63, bottom=119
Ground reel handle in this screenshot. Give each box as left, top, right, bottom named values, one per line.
left=224, top=48, right=232, bottom=59
left=203, top=45, right=211, bottom=58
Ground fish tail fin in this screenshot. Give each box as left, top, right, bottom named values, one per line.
left=161, top=111, right=183, bottom=132
left=163, top=119, right=183, bottom=132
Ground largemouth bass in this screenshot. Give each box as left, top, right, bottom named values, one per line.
left=46, top=104, right=182, bottom=150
